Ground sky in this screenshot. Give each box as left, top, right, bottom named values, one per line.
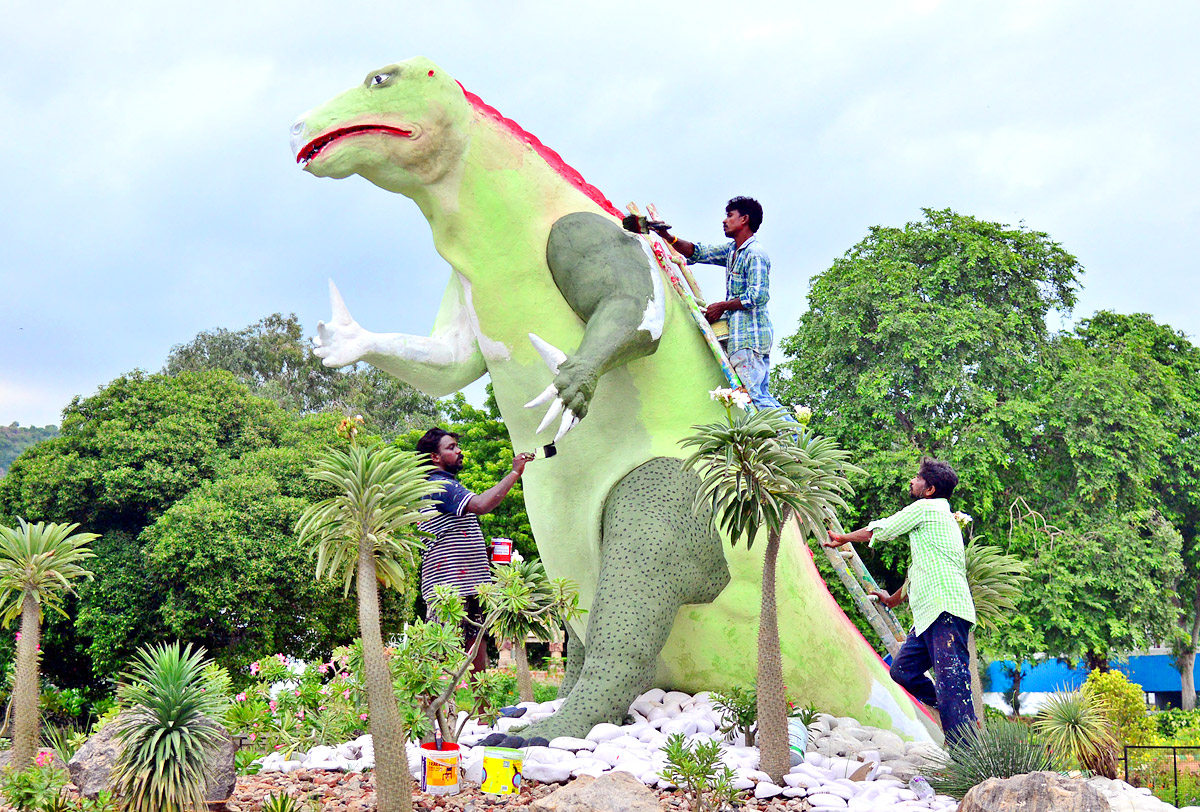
left=3, top=1, right=1198, bottom=427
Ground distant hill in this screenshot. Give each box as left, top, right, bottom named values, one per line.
left=0, top=422, right=59, bottom=477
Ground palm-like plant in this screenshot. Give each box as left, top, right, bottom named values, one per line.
left=682, top=396, right=859, bottom=783
left=479, top=560, right=583, bottom=702
left=111, top=642, right=230, bottom=812
left=1033, top=688, right=1119, bottom=778
left=928, top=717, right=1055, bottom=798
left=964, top=540, right=1029, bottom=723
left=295, top=440, right=441, bottom=812
left=0, top=518, right=96, bottom=770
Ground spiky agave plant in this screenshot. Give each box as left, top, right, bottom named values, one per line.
left=927, top=717, right=1055, bottom=798
left=1034, top=688, right=1119, bottom=778
left=111, top=642, right=230, bottom=812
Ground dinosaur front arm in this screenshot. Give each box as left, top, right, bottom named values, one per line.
left=313, top=275, right=486, bottom=397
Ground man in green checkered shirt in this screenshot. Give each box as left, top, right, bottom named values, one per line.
left=825, top=459, right=977, bottom=744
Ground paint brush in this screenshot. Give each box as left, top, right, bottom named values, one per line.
left=524, top=444, right=557, bottom=460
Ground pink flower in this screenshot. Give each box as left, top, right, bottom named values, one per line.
left=277, top=653, right=288, bottom=664
left=250, top=661, right=260, bottom=675
left=236, top=692, right=247, bottom=702
left=36, top=752, right=53, bottom=767
left=341, top=672, right=350, bottom=680
left=318, top=705, right=326, bottom=711
left=14, top=632, right=20, bottom=642
left=249, top=733, right=257, bottom=742
left=342, top=689, right=351, bottom=699
left=275, top=744, right=283, bottom=751
left=296, top=710, right=305, bottom=720
left=269, top=700, right=278, bottom=712
left=295, top=689, right=301, bottom=697
left=359, top=714, right=368, bottom=721
left=319, top=687, right=330, bottom=696
left=317, top=662, right=329, bottom=674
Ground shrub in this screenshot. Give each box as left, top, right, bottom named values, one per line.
left=712, top=687, right=757, bottom=746
left=0, top=760, right=67, bottom=811
left=1153, top=707, right=1200, bottom=740
left=928, top=718, right=1055, bottom=798
left=111, top=642, right=230, bottom=812
left=659, top=733, right=740, bottom=812
left=1033, top=689, right=1118, bottom=777
left=1085, top=670, right=1156, bottom=745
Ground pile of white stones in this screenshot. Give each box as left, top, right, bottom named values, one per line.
left=254, top=688, right=1193, bottom=811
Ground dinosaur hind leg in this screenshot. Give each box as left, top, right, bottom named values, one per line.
left=525, top=457, right=729, bottom=739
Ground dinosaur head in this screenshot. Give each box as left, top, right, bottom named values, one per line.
left=291, top=56, right=471, bottom=193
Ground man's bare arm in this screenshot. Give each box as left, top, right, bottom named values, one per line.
left=824, top=528, right=874, bottom=548
left=464, top=453, right=531, bottom=515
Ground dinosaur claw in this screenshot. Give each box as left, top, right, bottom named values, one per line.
left=536, top=398, right=565, bottom=434
left=524, top=385, right=558, bottom=410
left=528, top=333, right=567, bottom=375
left=554, top=409, right=579, bottom=443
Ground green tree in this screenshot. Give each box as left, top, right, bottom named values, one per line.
left=296, top=439, right=441, bottom=812
left=775, top=207, right=1080, bottom=534
left=963, top=539, right=1028, bottom=723
left=683, top=397, right=858, bottom=783
left=0, top=423, right=59, bottom=478
left=0, top=519, right=96, bottom=770
left=481, top=560, right=582, bottom=702
left=164, top=313, right=440, bottom=439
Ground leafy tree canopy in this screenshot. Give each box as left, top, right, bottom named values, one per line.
left=163, top=313, right=441, bottom=439
left=0, top=423, right=59, bottom=478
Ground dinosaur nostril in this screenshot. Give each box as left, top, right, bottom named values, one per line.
left=291, top=121, right=305, bottom=137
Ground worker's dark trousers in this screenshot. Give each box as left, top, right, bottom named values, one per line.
left=889, top=611, right=977, bottom=746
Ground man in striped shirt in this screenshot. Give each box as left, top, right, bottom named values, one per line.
left=825, top=459, right=977, bottom=744
left=416, top=427, right=533, bottom=673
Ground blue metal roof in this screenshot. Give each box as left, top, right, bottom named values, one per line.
left=986, top=651, right=1192, bottom=693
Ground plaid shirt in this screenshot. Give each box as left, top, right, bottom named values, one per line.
left=689, top=236, right=773, bottom=354
left=868, top=498, right=976, bottom=635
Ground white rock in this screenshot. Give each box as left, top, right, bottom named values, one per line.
left=586, top=723, right=624, bottom=742
left=524, top=746, right=571, bottom=765
left=647, top=706, right=669, bottom=722
left=694, top=717, right=717, bottom=735
left=630, top=699, right=658, bottom=716
left=522, top=761, right=574, bottom=783
left=494, top=716, right=526, bottom=733
left=638, top=688, right=666, bottom=703
left=732, top=777, right=755, bottom=790
left=782, top=787, right=806, bottom=798
left=611, top=759, right=652, bottom=777
left=609, top=734, right=646, bottom=750
left=805, top=751, right=830, bottom=768
left=548, top=736, right=596, bottom=751
left=461, top=749, right=484, bottom=784
left=308, top=758, right=349, bottom=771
left=806, top=793, right=849, bottom=809
left=591, top=742, right=624, bottom=767
left=744, top=769, right=772, bottom=782
left=663, top=691, right=692, bottom=706
left=822, top=781, right=858, bottom=800
left=569, top=758, right=607, bottom=777
left=755, top=782, right=784, bottom=798
left=661, top=718, right=699, bottom=736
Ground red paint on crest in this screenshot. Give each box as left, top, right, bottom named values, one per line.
left=456, top=81, right=620, bottom=217
left=428, top=70, right=435, bottom=76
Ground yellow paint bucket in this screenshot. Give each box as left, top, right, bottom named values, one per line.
left=480, top=746, right=523, bottom=795
left=420, top=742, right=460, bottom=795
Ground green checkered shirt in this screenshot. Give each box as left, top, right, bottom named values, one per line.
left=868, top=498, right=976, bottom=635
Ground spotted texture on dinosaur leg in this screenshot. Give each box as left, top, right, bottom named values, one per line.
left=524, top=457, right=729, bottom=739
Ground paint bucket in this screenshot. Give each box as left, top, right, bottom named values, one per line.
left=480, top=746, right=523, bottom=795
left=491, top=537, right=513, bottom=565
left=420, top=742, right=460, bottom=795
left=711, top=318, right=730, bottom=340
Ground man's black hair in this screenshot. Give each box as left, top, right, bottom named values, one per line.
left=415, top=427, right=459, bottom=456
left=919, top=458, right=959, bottom=499
left=726, top=196, right=763, bottom=233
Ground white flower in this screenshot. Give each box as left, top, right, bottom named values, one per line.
left=510, top=549, right=523, bottom=563
left=709, top=387, right=735, bottom=403
left=710, top=387, right=751, bottom=410
left=952, top=511, right=973, bottom=529
left=730, top=389, right=752, bottom=410
left=793, top=405, right=813, bottom=425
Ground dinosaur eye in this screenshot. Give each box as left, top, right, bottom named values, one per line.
left=370, top=72, right=393, bottom=87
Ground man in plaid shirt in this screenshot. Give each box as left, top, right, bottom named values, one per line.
left=825, top=459, right=977, bottom=744
left=652, top=196, right=785, bottom=411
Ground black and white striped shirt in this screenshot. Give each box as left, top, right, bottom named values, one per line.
left=418, top=470, right=491, bottom=600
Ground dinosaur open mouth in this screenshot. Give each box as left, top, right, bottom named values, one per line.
left=297, top=125, right=413, bottom=164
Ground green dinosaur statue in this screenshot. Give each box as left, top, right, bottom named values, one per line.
left=291, top=57, right=938, bottom=742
